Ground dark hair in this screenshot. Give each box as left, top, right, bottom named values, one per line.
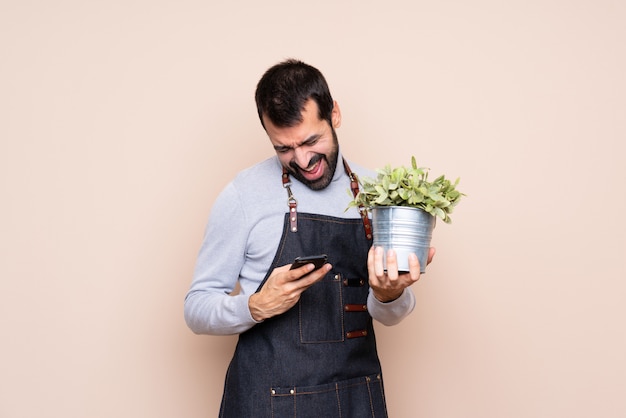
left=255, top=59, right=334, bottom=129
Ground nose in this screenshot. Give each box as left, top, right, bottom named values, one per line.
left=293, top=147, right=310, bottom=169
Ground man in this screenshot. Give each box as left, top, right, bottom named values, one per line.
left=184, top=59, right=434, bottom=417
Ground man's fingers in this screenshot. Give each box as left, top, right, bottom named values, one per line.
left=385, top=249, right=399, bottom=281
left=289, top=263, right=331, bottom=289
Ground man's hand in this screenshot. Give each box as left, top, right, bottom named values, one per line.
left=368, top=246, right=436, bottom=303
left=248, top=262, right=332, bottom=321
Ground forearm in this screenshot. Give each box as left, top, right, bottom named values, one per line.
left=184, top=290, right=259, bottom=335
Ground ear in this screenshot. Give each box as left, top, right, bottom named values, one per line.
left=331, top=101, right=342, bottom=128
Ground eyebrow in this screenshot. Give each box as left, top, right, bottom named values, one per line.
left=273, top=134, right=321, bottom=152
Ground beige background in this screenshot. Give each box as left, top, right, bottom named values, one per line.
left=1, top=1, right=625, bottom=417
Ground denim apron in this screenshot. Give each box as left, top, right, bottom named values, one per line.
left=219, top=161, right=387, bottom=418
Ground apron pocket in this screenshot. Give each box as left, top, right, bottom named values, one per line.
left=298, top=273, right=343, bottom=343
left=270, top=373, right=387, bottom=418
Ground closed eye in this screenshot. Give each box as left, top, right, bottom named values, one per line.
left=301, top=134, right=321, bottom=147
left=273, top=134, right=323, bottom=154
left=274, top=145, right=292, bottom=154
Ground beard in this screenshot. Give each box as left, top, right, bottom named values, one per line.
left=287, top=129, right=339, bottom=191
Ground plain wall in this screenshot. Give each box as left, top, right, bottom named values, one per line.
left=1, top=1, right=625, bottom=417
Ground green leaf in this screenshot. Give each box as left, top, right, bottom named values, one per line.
left=374, top=192, right=388, bottom=204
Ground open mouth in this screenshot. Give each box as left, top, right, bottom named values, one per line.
left=302, top=159, right=321, bottom=174
left=299, top=158, right=324, bottom=180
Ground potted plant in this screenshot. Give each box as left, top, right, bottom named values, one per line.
left=348, top=156, right=464, bottom=273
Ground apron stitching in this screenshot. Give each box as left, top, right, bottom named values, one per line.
left=335, top=382, right=342, bottom=418
left=340, top=282, right=345, bottom=340
left=366, top=376, right=376, bottom=417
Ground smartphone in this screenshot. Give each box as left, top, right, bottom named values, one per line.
left=290, top=254, right=328, bottom=270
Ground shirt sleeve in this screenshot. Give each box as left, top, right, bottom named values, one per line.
left=184, top=183, right=259, bottom=335
left=367, top=287, right=416, bottom=326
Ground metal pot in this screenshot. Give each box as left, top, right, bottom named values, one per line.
left=371, top=206, right=435, bottom=273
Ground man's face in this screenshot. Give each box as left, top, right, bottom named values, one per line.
left=263, top=99, right=341, bottom=190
